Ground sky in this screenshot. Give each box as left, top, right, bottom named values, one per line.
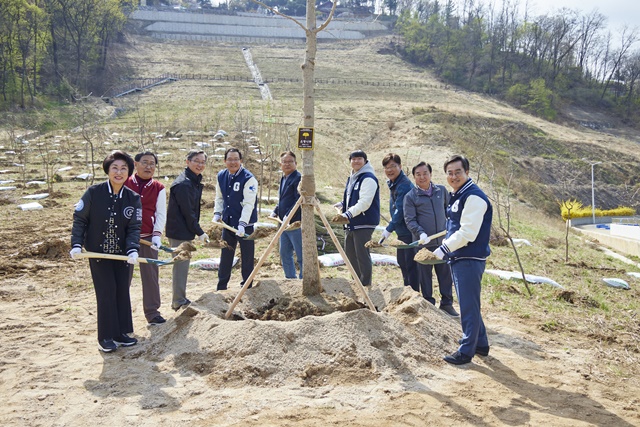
left=527, top=0, right=640, bottom=35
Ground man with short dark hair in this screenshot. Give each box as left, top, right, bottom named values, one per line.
left=125, top=151, right=167, bottom=325
left=214, top=147, right=259, bottom=290
left=334, top=150, right=380, bottom=286
left=271, top=151, right=303, bottom=279
left=403, top=161, right=458, bottom=317
left=166, top=149, right=209, bottom=311
left=381, top=153, right=417, bottom=289
left=433, top=155, right=493, bottom=365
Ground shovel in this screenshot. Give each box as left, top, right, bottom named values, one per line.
left=140, top=239, right=175, bottom=253
left=73, top=251, right=175, bottom=266
left=266, top=215, right=301, bottom=231
left=380, top=230, right=447, bottom=249
left=211, top=220, right=264, bottom=240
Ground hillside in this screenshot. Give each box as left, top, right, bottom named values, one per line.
left=1, top=33, right=639, bottom=426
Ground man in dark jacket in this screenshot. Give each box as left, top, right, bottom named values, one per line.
left=380, top=153, right=417, bottom=288
left=270, top=151, right=303, bottom=279
left=432, top=155, right=493, bottom=365
left=166, top=150, right=209, bottom=311
left=404, top=161, right=458, bottom=317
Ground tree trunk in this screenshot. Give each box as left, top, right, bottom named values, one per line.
left=301, top=1, right=322, bottom=296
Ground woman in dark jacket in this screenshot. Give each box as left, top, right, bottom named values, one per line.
left=70, top=150, right=142, bottom=353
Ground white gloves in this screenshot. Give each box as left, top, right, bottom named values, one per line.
left=381, top=229, right=391, bottom=240
left=69, top=247, right=82, bottom=259
left=213, top=213, right=221, bottom=222
left=433, top=248, right=444, bottom=260
left=269, top=212, right=277, bottom=218
left=419, top=233, right=430, bottom=245
left=236, top=225, right=246, bottom=237
left=127, top=252, right=139, bottom=265
left=198, top=233, right=209, bottom=243
left=333, top=202, right=343, bottom=212
left=151, top=236, right=162, bottom=249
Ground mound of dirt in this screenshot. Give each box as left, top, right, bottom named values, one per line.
left=127, top=279, right=461, bottom=388
left=24, top=238, right=70, bottom=259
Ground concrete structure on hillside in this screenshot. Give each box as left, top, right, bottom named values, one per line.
left=572, top=218, right=640, bottom=258
left=131, top=10, right=389, bottom=43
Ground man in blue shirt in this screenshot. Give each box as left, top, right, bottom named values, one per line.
left=214, top=148, right=259, bottom=290
left=433, top=155, right=493, bottom=365
left=270, top=151, right=303, bottom=279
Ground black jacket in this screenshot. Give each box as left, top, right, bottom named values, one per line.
left=71, top=181, right=142, bottom=255
left=166, top=167, right=204, bottom=240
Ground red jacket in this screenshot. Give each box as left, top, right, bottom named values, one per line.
left=125, top=175, right=167, bottom=238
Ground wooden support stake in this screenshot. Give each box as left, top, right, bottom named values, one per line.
left=224, top=197, right=304, bottom=319
left=313, top=198, right=377, bottom=312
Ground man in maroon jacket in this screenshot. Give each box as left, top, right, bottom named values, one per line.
left=125, top=151, right=167, bottom=325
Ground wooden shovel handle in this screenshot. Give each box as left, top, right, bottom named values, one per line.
left=429, top=230, right=447, bottom=240
left=74, top=251, right=148, bottom=263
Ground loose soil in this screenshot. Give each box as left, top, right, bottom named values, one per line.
left=1, top=34, right=639, bottom=427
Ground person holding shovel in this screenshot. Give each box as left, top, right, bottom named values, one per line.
left=166, top=149, right=209, bottom=311
left=334, top=150, right=380, bottom=287
left=213, top=147, right=259, bottom=290
left=403, top=161, right=458, bottom=317
left=380, top=153, right=417, bottom=289
left=432, top=155, right=493, bottom=365
left=70, top=150, right=142, bottom=353
left=125, top=151, right=167, bottom=326
left=270, top=150, right=303, bottom=279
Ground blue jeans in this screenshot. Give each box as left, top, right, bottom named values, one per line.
left=280, top=228, right=303, bottom=279
left=450, top=259, right=489, bottom=358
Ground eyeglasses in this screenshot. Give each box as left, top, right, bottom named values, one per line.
left=140, top=161, right=156, bottom=168
left=190, top=160, right=206, bottom=165
left=281, top=160, right=295, bottom=165
left=446, top=170, right=464, bottom=178
left=225, top=158, right=241, bottom=163
left=383, top=164, right=399, bottom=171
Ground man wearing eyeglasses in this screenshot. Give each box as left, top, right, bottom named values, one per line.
left=380, top=153, right=417, bottom=290
left=432, top=155, right=493, bottom=365
left=166, top=149, right=209, bottom=311
left=125, top=151, right=167, bottom=325
left=213, top=147, right=259, bottom=290
left=270, top=151, right=303, bottom=279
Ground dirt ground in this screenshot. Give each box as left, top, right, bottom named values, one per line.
left=0, top=214, right=639, bottom=426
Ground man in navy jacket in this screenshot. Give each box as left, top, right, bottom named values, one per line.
left=271, top=151, right=303, bottom=279
left=433, top=155, right=493, bottom=365
left=380, top=153, right=417, bottom=289
left=214, top=148, right=259, bottom=290
left=334, top=150, right=380, bottom=286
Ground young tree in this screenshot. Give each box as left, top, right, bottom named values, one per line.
left=251, top=0, right=337, bottom=295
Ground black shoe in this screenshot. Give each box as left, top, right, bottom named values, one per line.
left=148, top=315, right=166, bottom=325
left=457, top=339, right=490, bottom=356
left=113, top=334, right=138, bottom=347
left=98, top=339, right=117, bottom=353
left=172, top=299, right=191, bottom=311
left=440, top=305, right=460, bottom=317
left=475, top=346, right=490, bottom=357
left=444, top=351, right=472, bottom=365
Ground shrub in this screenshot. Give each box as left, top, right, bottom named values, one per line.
left=560, top=199, right=636, bottom=220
